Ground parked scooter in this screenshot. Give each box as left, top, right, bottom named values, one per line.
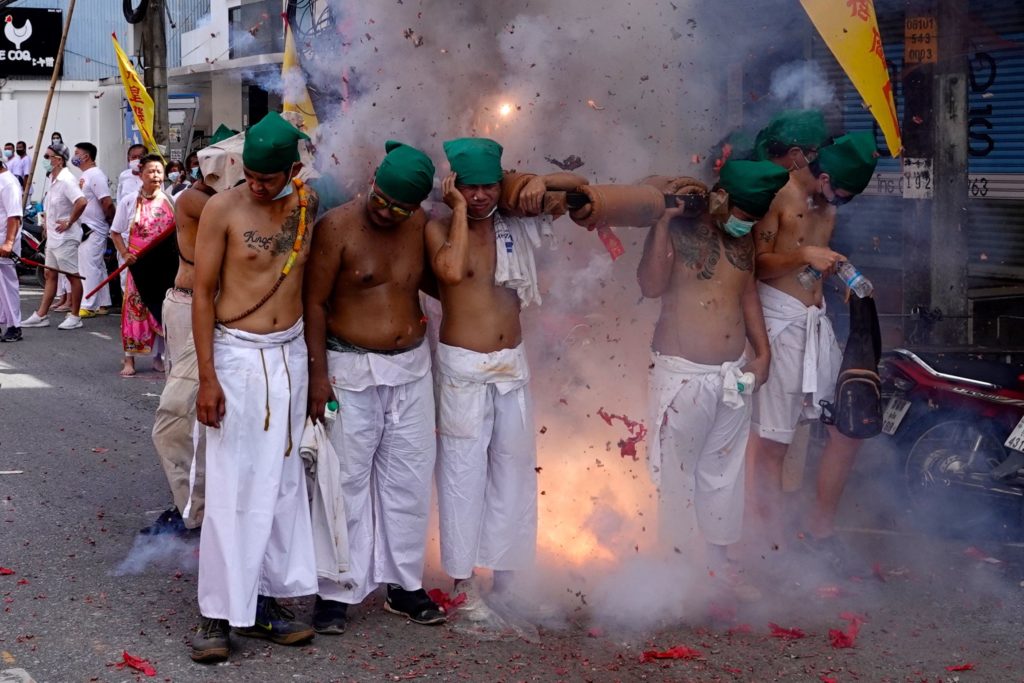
left=879, top=347, right=1024, bottom=536
left=18, top=202, right=46, bottom=287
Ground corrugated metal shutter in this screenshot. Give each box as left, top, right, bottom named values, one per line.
left=167, top=0, right=212, bottom=69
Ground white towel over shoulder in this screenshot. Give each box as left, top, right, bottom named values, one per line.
left=493, top=213, right=554, bottom=308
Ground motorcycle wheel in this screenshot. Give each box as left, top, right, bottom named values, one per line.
left=900, top=412, right=1018, bottom=539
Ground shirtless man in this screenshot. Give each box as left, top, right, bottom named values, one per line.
left=427, top=137, right=587, bottom=625
left=640, top=161, right=786, bottom=580
left=190, top=112, right=319, bottom=663
left=304, top=140, right=445, bottom=633
left=148, top=126, right=235, bottom=535
left=748, top=120, right=878, bottom=569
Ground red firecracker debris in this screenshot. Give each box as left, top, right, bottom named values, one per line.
left=596, top=407, right=647, bottom=460
left=713, top=143, right=733, bottom=173
left=91, top=447, right=109, bottom=454
left=0, top=568, right=14, bottom=575
left=426, top=588, right=466, bottom=614
left=871, top=562, right=887, bottom=582
left=587, top=627, right=605, bottom=638
left=640, top=645, right=702, bottom=662
left=768, top=623, right=806, bottom=640
left=821, top=677, right=838, bottom=683
left=829, top=612, right=866, bottom=649
left=945, top=663, right=975, bottom=672
left=596, top=225, right=626, bottom=260
left=114, top=651, right=157, bottom=676
left=816, top=584, right=845, bottom=599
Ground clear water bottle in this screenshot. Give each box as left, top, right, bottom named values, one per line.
left=324, top=399, right=339, bottom=432
left=835, top=261, right=873, bottom=298
left=737, top=372, right=756, bottom=395
left=797, top=265, right=822, bottom=291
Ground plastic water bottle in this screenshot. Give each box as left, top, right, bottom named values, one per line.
left=737, top=372, right=756, bottom=395
left=835, top=261, right=873, bottom=298
left=797, top=265, right=822, bottom=291
left=324, top=399, right=339, bottom=432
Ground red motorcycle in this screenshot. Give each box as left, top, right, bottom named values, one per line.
left=879, top=347, right=1024, bottom=536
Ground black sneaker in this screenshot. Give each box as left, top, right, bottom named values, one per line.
left=140, top=506, right=186, bottom=536
left=384, top=585, right=447, bottom=625
left=312, top=596, right=348, bottom=635
left=234, top=596, right=315, bottom=645
left=0, top=327, right=22, bottom=342
left=190, top=616, right=229, bottom=663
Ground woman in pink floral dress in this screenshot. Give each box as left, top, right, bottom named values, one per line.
left=110, top=155, right=175, bottom=376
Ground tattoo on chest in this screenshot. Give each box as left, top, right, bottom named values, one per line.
left=671, top=223, right=720, bottom=280
left=759, top=229, right=776, bottom=243
left=242, top=202, right=312, bottom=255
left=723, top=234, right=754, bottom=272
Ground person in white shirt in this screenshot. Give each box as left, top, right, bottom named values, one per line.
left=13, top=141, right=31, bottom=187
left=22, top=143, right=88, bottom=330
left=116, top=144, right=146, bottom=204
left=72, top=142, right=115, bottom=317
left=0, top=156, right=23, bottom=342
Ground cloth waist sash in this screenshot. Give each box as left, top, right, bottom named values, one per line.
left=327, top=336, right=431, bottom=392
left=214, top=318, right=304, bottom=349
left=757, top=282, right=837, bottom=400
left=436, top=342, right=529, bottom=394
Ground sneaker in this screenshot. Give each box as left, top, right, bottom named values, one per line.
left=140, top=507, right=186, bottom=536
left=57, top=315, right=83, bottom=330
left=21, top=313, right=49, bottom=328
left=190, top=616, right=229, bottom=663
left=384, top=585, right=447, bottom=625
left=0, top=327, right=22, bottom=342
left=78, top=308, right=98, bottom=318
left=312, top=596, right=348, bottom=635
left=234, top=596, right=315, bottom=645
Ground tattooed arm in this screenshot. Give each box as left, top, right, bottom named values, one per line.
left=637, top=203, right=684, bottom=298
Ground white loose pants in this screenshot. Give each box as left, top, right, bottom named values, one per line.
left=317, top=344, right=436, bottom=604
left=0, top=227, right=20, bottom=328
left=78, top=230, right=111, bottom=311
left=435, top=343, right=538, bottom=580
left=197, top=320, right=317, bottom=627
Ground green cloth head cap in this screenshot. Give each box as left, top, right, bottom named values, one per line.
left=816, top=131, right=878, bottom=194
left=443, top=137, right=503, bottom=185
left=242, top=111, right=310, bottom=173
left=754, top=109, right=828, bottom=160
left=718, top=160, right=791, bottom=218
left=210, top=124, right=239, bottom=146
left=374, top=140, right=436, bottom=204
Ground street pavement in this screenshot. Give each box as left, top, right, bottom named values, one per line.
left=3, top=284, right=1024, bottom=682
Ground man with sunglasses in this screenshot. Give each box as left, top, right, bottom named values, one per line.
left=304, top=140, right=446, bottom=633
left=747, top=125, right=878, bottom=574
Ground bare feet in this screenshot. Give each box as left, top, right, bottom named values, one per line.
left=120, top=358, right=136, bottom=377
left=152, top=355, right=165, bottom=373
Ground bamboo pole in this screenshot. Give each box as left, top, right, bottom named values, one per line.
left=21, top=0, right=78, bottom=210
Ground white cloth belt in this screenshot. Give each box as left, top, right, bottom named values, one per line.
left=493, top=214, right=554, bottom=308
left=214, top=318, right=304, bottom=348
left=436, top=342, right=530, bottom=430
left=298, top=419, right=350, bottom=581
left=757, top=282, right=837, bottom=408
left=647, top=350, right=748, bottom=485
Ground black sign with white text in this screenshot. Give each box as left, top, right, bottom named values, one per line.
left=0, top=8, right=63, bottom=77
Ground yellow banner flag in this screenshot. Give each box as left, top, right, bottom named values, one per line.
left=282, top=21, right=319, bottom=133
left=111, top=33, right=161, bottom=157
left=801, top=0, right=902, bottom=157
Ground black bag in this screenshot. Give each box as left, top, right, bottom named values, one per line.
left=820, top=296, right=883, bottom=439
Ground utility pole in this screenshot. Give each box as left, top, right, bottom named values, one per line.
left=139, top=0, right=168, bottom=151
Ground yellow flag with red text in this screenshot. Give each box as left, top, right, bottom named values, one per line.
left=800, top=0, right=902, bottom=156
left=111, top=33, right=161, bottom=157
left=282, top=21, right=319, bottom=132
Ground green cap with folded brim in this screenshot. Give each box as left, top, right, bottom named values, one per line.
left=242, top=111, right=310, bottom=173
left=210, top=124, right=239, bottom=146
left=374, top=140, right=436, bottom=204
left=816, top=131, right=878, bottom=195
left=719, top=160, right=791, bottom=218
left=754, top=109, right=828, bottom=160
left=443, top=137, right=503, bottom=185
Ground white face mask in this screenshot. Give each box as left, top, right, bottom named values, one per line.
left=271, top=171, right=295, bottom=201
left=42, top=158, right=53, bottom=173
left=129, top=158, right=141, bottom=174
left=168, top=171, right=180, bottom=183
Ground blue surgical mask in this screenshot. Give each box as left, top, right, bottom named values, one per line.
left=2, top=150, right=11, bottom=160
left=42, top=158, right=52, bottom=173
left=71, top=156, right=82, bottom=167
left=723, top=215, right=755, bottom=238
left=271, top=173, right=295, bottom=201
left=168, top=171, right=180, bottom=182
left=190, top=167, right=199, bottom=180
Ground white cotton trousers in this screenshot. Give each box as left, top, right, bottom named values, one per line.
left=650, top=352, right=751, bottom=549
left=317, top=346, right=436, bottom=604
left=197, top=321, right=317, bottom=627
left=0, top=228, right=20, bottom=328
left=78, top=231, right=111, bottom=311
left=435, top=343, right=538, bottom=580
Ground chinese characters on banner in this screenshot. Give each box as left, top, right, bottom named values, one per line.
left=111, top=33, right=162, bottom=158
left=800, top=0, right=903, bottom=157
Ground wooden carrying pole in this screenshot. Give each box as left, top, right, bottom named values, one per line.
left=21, top=0, right=78, bottom=209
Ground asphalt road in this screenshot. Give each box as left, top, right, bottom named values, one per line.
left=3, top=285, right=1024, bottom=683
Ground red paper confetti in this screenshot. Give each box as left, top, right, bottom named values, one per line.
left=596, top=225, right=626, bottom=260
left=114, top=651, right=157, bottom=677
left=768, top=623, right=806, bottom=640
left=829, top=612, right=866, bottom=649
left=640, top=645, right=702, bottom=662
left=426, top=588, right=466, bottom=614
left=871, top=562, right=887, bottom=582
left=596, top=407, right=647, bottom=460
left=821, top=677, right=838, bottom=683
left=945, top=663, right=975, bottom=672
left=816, top=584, right=845, bottom=599
left=0, top=568, right=14, bottom=576
left=91, top=447, right=109, bottom=454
